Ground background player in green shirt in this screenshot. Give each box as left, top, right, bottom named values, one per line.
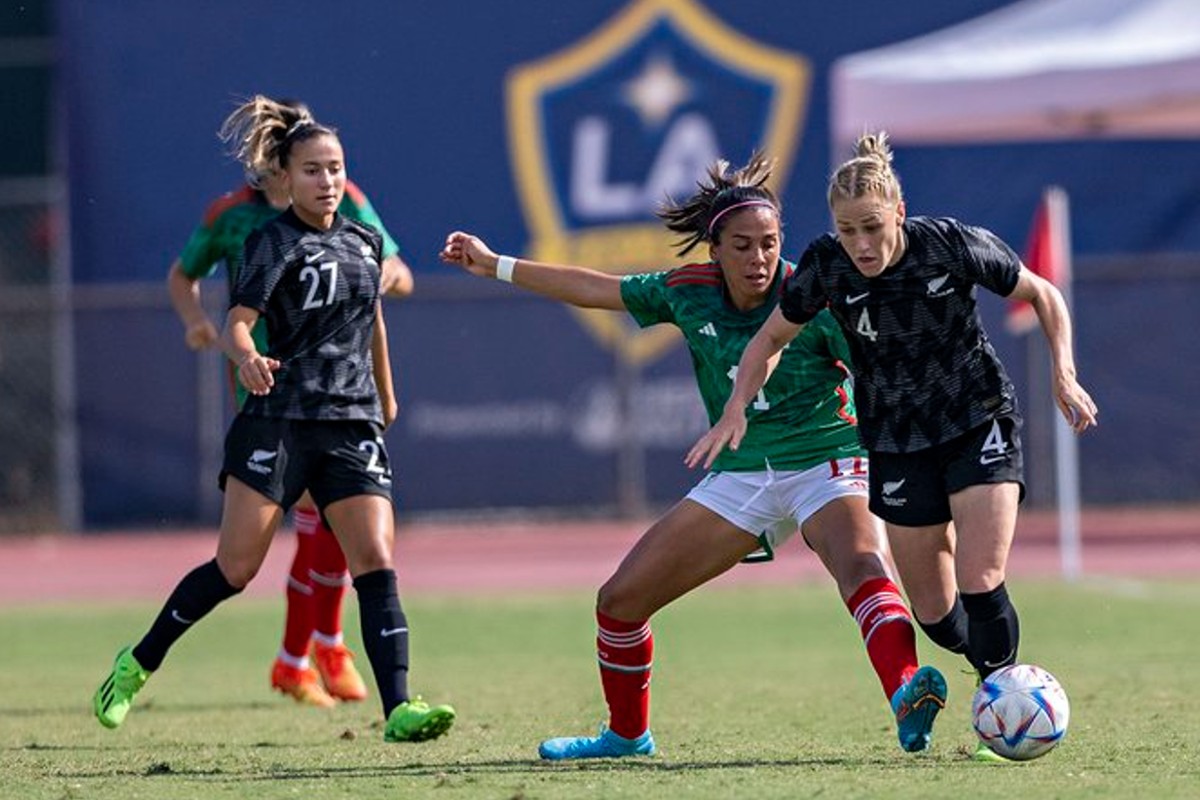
left=96, top=94, right=453, bottom=745
left=165, top=99, right=415, bottom=709
left=440, top=152, right=946, bottom=759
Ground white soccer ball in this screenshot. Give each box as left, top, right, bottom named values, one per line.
left=972, top=663, right=1070, bottom=761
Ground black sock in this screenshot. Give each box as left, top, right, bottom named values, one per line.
left=132, top=559, right=240, bottom=672
left=917, top=594, right=970, bottom=656
left=354, top=568, right=409, bottom=717
left=961, top=583, right=1020, bottom=678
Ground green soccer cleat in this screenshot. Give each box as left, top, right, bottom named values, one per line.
left=93, top=646, right=151, bottom=730
left=972, top=741, right=1014, bottom=763
left=383, top=698, right=456, bottom=742
left=890, top=665, right=948, bottom=752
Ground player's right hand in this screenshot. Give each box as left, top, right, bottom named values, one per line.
left=184, top=318, right=219, bottom=350
left=440, top=231, right=500, bottom=279
left=237, top=353, right=281, bottom=395
left=685, top=406, right=748, bottom=471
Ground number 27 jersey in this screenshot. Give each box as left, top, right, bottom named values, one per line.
left=233, top=207, right=383, bottom=423
left=621, top=260, right=864, bottom=473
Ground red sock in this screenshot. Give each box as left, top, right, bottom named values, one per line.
left=311, top=517, right=349, bottom=640
left=281, top=508, right=318, bottom=660
left=596, top=610, right=653, bottom=740
left=846, top=577, right=919, bottom=700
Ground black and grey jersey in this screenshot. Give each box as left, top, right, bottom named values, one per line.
left=233, top=207, right=383, bottom=422
left=780, top=216, right=1022, bottom=453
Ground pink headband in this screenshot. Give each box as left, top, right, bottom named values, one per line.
left=706, top=200, right=777, bottom=237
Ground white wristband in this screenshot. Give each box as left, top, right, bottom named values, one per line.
left=495, top=255, right=516, bottom=283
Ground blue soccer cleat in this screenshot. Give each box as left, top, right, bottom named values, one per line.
left=891, top=665, right=948, bottom=752
left=538, top=725, right=656, bottom=760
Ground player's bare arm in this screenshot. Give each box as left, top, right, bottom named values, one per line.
left=371, top=300, right=398, bottom=428
left=686, top=307, right=802, bottom=470
left=222, top=305, right=279, bottom=396
left=440, top=231, right=625, bottom=310
left=1010, top=266, right=1098, bottom=432
left=380, top=254, right=414, bottom=299
left=166, top=259, right=219, bottom=350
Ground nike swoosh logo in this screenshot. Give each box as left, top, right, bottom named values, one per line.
left=305, top=250, right=326, bottom=263
left=171, top=610, right=194, bottom=625
left=846, top=292, right=869, bottom=305
left=980, top=454, right=1007, bottom=465
left=380, top=627, right=409, bottom=638
left=982, top=649, right=1016, bottom=668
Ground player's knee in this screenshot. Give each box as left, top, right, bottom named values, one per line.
left=344, top=546, right=392, bottom=577
left=834, top=550, right=891, bottom=595
left=216, top=558, right=259, bottom=589
left=596, top=578, right=645, bottom=620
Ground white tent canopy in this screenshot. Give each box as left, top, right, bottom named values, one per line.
left=831, top=0, right=1200, bottom=147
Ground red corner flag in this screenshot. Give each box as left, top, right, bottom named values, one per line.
left=1007, top=186, right=1071, bottom=336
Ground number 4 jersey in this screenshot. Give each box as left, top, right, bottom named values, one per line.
left=620, top=260, right=865, bottom=473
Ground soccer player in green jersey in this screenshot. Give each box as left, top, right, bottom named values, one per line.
left=441, top=152, right=946, bottom=758
left=165, top=99, right=415, bottom=709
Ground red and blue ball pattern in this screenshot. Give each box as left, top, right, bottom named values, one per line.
left=972, top=663, right=1070, bottom=761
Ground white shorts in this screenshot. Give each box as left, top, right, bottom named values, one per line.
left=685, top=457, right=869, bottom=562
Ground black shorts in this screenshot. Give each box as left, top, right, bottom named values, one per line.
left=868, top=414, right=1025, bottom=527
left=220, top=415, right=393, bottom=512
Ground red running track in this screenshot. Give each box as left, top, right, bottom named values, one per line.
left=3, top=505, right=1197, bottom=606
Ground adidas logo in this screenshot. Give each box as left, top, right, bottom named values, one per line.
left=697, top=322, right=717, bottom=338
left=247, top=448, right=277, bottom=476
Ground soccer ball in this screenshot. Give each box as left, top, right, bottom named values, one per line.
left=972, top=663, right=1070, bottom=761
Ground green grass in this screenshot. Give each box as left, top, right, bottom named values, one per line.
left=4, top=579, right=1199, bottom=799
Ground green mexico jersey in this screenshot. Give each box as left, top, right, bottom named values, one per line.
left=176, top=180, right=399, bottom=405
left=621, top=260, right=865, bottom=473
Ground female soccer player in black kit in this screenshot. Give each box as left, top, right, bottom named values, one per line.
left=691, top=131, right=1097, bottom=759
left=93, top=96, right=454, bottom=743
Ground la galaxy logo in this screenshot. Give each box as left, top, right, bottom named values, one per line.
left=507, top=0, right=810, bottom=364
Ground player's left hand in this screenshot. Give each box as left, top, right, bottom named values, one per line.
left=382, top=397, right=399, bottom=429
left=1055, top=378, right=1098, bottom=433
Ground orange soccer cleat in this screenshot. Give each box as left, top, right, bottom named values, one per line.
left=311, top=642, right=368, bottom=702
left=270, top=659, right=337, bottom=708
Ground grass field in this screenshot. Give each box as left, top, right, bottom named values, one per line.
left=5, top=579, right=1198, bottom=799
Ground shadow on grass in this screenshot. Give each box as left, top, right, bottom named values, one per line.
left=6, top=699, right=282, bottom=719
left=54, top=752, right=936, bottom=781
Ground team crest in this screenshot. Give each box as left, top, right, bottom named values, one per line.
left=506, top=0, right=810, bottom=364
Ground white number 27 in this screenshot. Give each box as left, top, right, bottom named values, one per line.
left=300, top=262, right=339, bottom=310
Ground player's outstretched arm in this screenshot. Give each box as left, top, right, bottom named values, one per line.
left=686, top=307, right=802, bottom=470
left=440, top=230, right=625, bottom=310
